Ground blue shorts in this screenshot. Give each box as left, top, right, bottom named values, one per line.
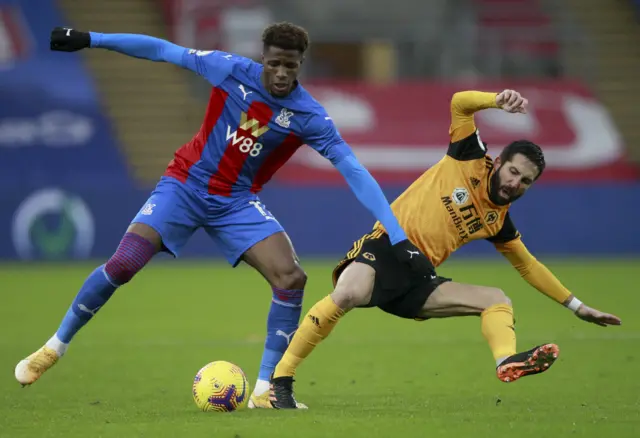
left=131, top=176, right=285, bottom=266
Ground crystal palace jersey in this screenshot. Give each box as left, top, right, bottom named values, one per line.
left=164, top=50, right=348, bottom=196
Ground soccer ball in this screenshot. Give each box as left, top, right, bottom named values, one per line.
left=192, top=361, right=250, bottom=412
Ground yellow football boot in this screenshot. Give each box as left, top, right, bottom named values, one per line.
left=15, top=346, right=60, bottom=386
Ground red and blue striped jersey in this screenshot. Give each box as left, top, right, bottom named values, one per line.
left=164, top=50, right=350, bottom=196
left=88, top=32, right=408, bottom=244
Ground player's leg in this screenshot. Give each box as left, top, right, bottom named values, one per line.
left=270, top=262, right=374, bottom=409
left=240, top=231, right=309, bottom=406
left=52, top=223, right=162, bottom=345
left=270, top=232, right=398, bottom=409
left=417, top=282, right=559, bottom=383
left=204, top=197, right=307, bottom=407
left=273, top=260, right=374, bottom=377
left=15, top=177, right=202, bottom=386
left=14, top=223, right=161, bottom=387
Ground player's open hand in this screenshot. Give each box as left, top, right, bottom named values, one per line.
left=50, top=27, right=91, bottom=52
left=575, top=304, right=622, bottom=327
left=391, top=239, right=437, bottom=279
left=496, top=89, right=528, bottom=114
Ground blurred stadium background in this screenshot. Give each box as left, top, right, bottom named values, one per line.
left=1, top=0, right=639, bottom=260
left=1, top=1, right=640, bottom=437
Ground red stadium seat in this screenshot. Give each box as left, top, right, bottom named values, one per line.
left=474, top=0, right=558, bottom=56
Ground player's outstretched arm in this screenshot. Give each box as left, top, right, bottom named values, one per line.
left=50, top=27, right=184, bottom=63
left=494, top=238, right=622, bottom=327
left=333, top=155, right=436, bottom=275
left=449, top=91, right=499, bottom=142
left=302, top=114, right=435, bottom=276
left=332, top=154, right=405, bottom=243
left=49, top=27, right=223, bottom=77
left=449, top=89, right=527, bottom=142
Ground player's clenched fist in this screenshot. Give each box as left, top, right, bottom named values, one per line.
left=495, top=89, right=528, bottom=114
left=391, top=239, right=437, bottom=279
left=50, top=27, right=91, bottom=52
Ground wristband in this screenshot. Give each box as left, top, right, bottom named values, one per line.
left=566, top=297, right=583, bottom=313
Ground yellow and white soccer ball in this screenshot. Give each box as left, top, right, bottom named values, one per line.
left=192, top=361, right=250, bottom=412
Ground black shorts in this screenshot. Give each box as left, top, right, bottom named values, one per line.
left=332, top=230, right=452, bottom=319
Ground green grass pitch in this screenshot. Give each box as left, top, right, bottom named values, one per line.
left=0, top=259, right=638, bottom=437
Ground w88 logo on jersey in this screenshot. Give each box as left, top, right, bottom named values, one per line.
left=225, top=112, right=270, bottom=157
left=226, top=126, right=264, bottom=157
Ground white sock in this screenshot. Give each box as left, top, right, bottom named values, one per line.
left=253, top=379, right=270, bottom=396
left=496, top=356, right=508, bottom=367
left=45, top=334, right=68, bottom=357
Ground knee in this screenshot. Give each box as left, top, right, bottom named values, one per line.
left=330, top=262, right=375, bottom=310
left=331, top=283, right=372, bottom=310
left=483, top=288, right=512, bottom=310
left=104, top=256, right=139, bottom=285
left=271, top=264, right=307, bottom=291
left=105, top=251, right=151, bottom=285
left=104, top=233, right=157, bottom=286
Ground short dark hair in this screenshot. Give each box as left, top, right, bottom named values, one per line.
left=499, top=140, right=546, bottom=179
left=262, top=22, right=309, bottom=53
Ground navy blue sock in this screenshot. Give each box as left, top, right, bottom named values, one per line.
left=257, top=287, right=304, bottom=383
left=56, top=265, right=117, bottom=343
left=55, top=233, right=157, bottom=343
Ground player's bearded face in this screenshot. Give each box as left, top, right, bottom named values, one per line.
left=490, top=153, right=540, bottom=205
left=261, top=46, right=303, bottom=97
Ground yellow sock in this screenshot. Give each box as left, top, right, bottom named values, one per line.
left=274, top=295, right=345, bottom=378
left=481, top=303, right=517, bottom=363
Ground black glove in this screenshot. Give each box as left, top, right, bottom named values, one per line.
left=391, top=239, right=436, bottom=278
left=50, top=27, right=91, bottom=52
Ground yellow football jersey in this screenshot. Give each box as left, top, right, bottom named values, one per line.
left=374, top=91, right=518, bottom=267
left=364, top=90, right=572, bottom=305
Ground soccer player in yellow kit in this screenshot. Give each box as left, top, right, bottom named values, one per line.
left=268, top=89, right=622, bottom=409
